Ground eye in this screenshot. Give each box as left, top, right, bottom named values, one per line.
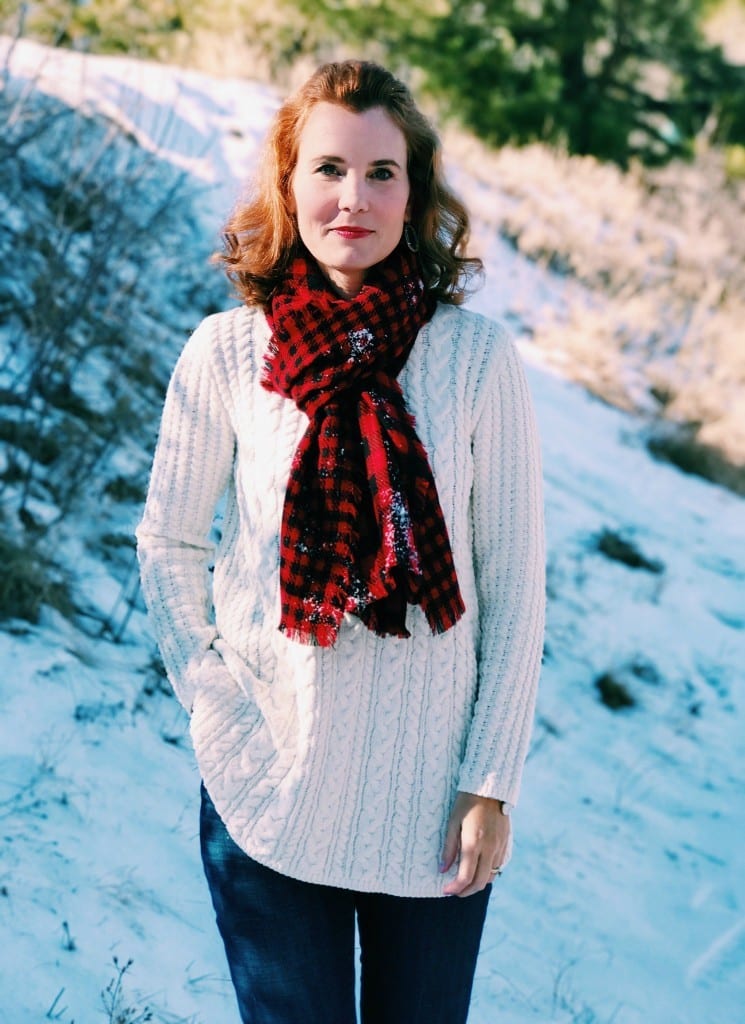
left=370, top=167, right=394, bottom=181
left=315, top=163, right=342, bottom=177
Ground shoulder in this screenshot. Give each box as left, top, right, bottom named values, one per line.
left=164, top=305, right=269, bottom=420
left=174, top=304, right=269, bottom=382
left=185, top=304, right=266, bottom=357
left=426, top=304, right=517, bottom=410
left=428, top=304, right=513, bottom=363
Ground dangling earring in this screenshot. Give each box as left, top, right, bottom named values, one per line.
left=404, top=222, right=419, bottom=253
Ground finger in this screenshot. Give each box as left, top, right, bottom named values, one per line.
left=489, top=818, right=511, bottom=871
left=442, top=842, right=479, bottom=896
left=454, top=854, right=495, bottom=898
left=489, top=839, right=508, bottom=872
left=439, top=813, right=462, bottom=873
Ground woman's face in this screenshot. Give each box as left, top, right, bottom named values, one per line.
left=290, top=102, right=411, bottom=298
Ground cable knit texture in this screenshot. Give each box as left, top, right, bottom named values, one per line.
left=136, top=302, right=545, bottom=897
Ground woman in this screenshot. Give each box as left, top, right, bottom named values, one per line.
left=136, top=59, right=545, bottom=1024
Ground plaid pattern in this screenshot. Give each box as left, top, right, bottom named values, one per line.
left=262, top=247, right=465, bottom=646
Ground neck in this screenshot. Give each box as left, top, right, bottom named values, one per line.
left=319, top=265, right=365, bottom=299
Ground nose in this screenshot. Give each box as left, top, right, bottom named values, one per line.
left=338, top=173, right=368, bottom=212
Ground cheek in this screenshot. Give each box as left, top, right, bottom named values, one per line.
left=386, top=193, right=410, bottom=229
left=290, top=175, right=315, bottom=221
left=289, top=186, right=305, bottom=222
left=293, top=186, right=327, bottom=227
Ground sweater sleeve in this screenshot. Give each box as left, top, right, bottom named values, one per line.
left=135, top=316, right=239, bottom=713
left=457, top=326, right=546, bottom=807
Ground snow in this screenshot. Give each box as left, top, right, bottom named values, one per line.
left=1, top=38, right=744, bottom=1023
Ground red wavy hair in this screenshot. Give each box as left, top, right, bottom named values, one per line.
left=216, top=60, right=482, bottom=306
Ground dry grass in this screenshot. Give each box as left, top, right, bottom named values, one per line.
left=450, top=132, right=745, bottom=486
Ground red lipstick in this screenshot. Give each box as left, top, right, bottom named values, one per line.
left=334, top=227, right=373, bottom=239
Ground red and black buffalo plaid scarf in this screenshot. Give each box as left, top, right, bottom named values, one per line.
left=262, top=246, right=465, bottom=646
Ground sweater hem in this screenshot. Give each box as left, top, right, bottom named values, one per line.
left=223, top=836, right=459, bottom=899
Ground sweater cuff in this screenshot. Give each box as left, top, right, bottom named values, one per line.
left=176, top=647, right=232, bottom=715
left=455, top=767, right=520, bottom=811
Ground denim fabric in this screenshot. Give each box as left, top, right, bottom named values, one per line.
left=200, top=783, right=490, bottom=1024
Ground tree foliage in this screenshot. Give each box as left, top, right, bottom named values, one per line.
left=4, top=0, right=745, bottom=165
left=290, top=0, right=745, bottom=166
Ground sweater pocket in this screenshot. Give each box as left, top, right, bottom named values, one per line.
left=210, top=636, right=271, bottom=702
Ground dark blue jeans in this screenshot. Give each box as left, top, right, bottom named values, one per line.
left=200, top=783, right=490, bottom=1024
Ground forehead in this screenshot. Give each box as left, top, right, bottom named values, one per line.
left=295, top=102, right=407, bottom=160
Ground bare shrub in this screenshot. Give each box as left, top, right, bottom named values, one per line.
left=101, top=958, right=152, bottom=1024
left=0, top=42, right=227, bottom=625
left=0, top=529, right=74, bottom=623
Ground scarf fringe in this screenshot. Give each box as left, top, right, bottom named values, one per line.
left=278, top=593, right=467, bottom=648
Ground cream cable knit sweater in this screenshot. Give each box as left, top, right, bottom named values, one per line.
left=136, top=302, right=545, bottom=897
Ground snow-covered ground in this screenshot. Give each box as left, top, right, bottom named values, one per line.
left=1, top=39, right=743, bottom=1024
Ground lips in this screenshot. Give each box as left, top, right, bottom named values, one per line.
left=333, top=227, right=373, bottom=239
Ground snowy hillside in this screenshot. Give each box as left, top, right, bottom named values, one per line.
left=1, top=38, right=743, bottom=1024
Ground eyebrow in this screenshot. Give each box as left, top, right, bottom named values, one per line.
left=312, top=155, right=403, bottom=169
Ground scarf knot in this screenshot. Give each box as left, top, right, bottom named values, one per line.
left=262, top=247, right=465, bottom=646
